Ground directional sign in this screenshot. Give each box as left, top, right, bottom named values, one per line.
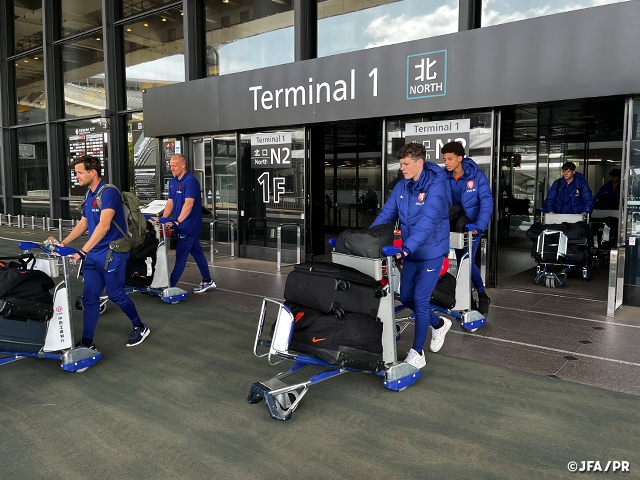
left=251, top=132, right=292, bottom=169
left=405, top=119, right=470, bottom=162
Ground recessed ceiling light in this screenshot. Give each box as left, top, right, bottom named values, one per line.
left=23, top=59, right=28, bottom=62
left=127, top=28, right=132, bottom=32
left=34, top=56, right=38, bottom=60
left=223, top=0, right=229, bottom=3
left=144, top=23, right=149, bottom=27
left=162, top=17, right=167, bottom=21
left=96, top=37, right=101, bottom=40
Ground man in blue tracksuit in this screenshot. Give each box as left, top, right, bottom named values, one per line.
left=594, top=168, right=621, bottom=209
left=60, top=156, right=149, bottom=348
left=544, top=162, right=594, bottom=215
left=442, top=141, right=494, bottom=316
left=161, top=154, right=216, bottom=292
left=371, top=143, right=451, bottom=370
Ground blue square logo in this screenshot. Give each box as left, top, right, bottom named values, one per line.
left=406, top=50, right=447, bottom=100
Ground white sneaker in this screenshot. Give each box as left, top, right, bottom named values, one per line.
left=430, top=317, right=452, bottom=353
left=404, top=348, right=426, bottom=369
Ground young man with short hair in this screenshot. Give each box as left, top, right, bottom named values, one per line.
left=60, top=155, right=149, bottom=348
left=545, top=161, right=594, bottom=215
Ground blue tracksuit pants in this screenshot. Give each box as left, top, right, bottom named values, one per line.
left=170, top=233, right=211, bottom=287
left=399, top=257, right=443, bottom=353
left=82, top=250, right=141, bottom=340
left=455, top=234, right=484, bottom=294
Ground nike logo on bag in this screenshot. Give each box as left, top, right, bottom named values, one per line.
left=311, top=337, right=325, bottom=343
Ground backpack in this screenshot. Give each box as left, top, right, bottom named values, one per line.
left=85, top=184, right=147, bottom=253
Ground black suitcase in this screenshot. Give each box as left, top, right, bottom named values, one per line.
left=288, top=310, right=384, bottom=372
left=0, top=315, right=47, bottom=353
left=335, top=223, right=395, bottom=258
left=284, top=263, right=382, bottom=317
left=430, top=272, right=456, bottom=309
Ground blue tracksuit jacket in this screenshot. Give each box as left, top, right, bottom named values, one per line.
left=545, top=172, right=594, bottom=214
left=444, top=158, right=493, bottom=234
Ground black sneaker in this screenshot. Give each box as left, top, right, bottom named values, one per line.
left=75, top=341, right=96, bottom=350
left=126, top=323, right=150, bottom=347
left=478, top=294, right=491, bottom=316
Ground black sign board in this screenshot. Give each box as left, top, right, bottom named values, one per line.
left=250, top=132, right=292, bottom=169
left=405, top=119, right=470, bottom=162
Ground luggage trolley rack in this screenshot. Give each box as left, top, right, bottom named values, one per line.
left=76, top=218, right=189, bottom=314
left=248, top=244, right=420, bottom=421
left=0, top=242, right=102, bottom=372
left=532, top=213, right=591, bottom=288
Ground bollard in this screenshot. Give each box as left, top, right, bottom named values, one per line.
left=47, top=217, right=50, bottom=231
left=210, top=221, right=215, bottom=265
left=8, top=214, right=12, bottom=227
left=230, top=221, right=235, bottom=257
left=58, top=218, right=63, bottom=241
left=31, top=216, right=35, bottom=230
left=42, top=217, right=46, bottom=231
left=276, top=226, right=282, bottom=272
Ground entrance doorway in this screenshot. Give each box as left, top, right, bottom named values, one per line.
left=311, top=120, right=383, bottom=259
left=495, top=98, right=626, bottom=298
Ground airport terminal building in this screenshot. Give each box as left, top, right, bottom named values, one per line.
left=0, top=0, right=639, bottom=310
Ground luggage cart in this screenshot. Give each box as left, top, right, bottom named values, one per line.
left=394, top=231, right=486, bottom=335
left=0, top=242, right=102, bottom=373
left=531, top=213, right=591, bottom=288
left=248, top=244, right=420, bottom=421
left=76, top=218, right=189, bottom=313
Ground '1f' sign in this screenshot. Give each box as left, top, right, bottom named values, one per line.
left=257, top=172, right=286, bottom=204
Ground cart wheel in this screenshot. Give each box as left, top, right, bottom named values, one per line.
left=99, top=303, right=107, bottom=314
left=170, top=301, right=180, bottom=304
left=545, top=277, right=556, bottom=288
left=273, top=391, right=300, bottom=419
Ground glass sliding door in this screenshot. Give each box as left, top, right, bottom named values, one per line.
left=212, top=134, right=238, bottom=256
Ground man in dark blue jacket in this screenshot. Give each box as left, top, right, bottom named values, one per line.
left=545, top=162, right=594, bottom=215
left=371, top=143, right=451, bottom=370
left=442, top=141, right=493, bottom=316
left=595, top=168, right=621, bottom=210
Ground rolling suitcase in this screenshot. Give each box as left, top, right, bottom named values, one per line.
left=283, top=262, right=382, bottom=317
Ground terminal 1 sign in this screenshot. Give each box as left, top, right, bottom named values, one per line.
left=404, top=119, right=470, bottom=162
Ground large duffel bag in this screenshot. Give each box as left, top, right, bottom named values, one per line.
left=334, top=223, right=395, bottom=258
left=126, top=231, right=159, bottom=287
left=0, top=256, right=55, bottom=321
left=430, top=272, right=456, bottom=309
left=0, top=315, right=47, bottom=353
left=285, top=303, right=384, bottom=372
left=284, top=262, right=382, bottom=317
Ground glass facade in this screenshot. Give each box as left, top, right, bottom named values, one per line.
left=482, top=0, right=630, bottom=27
left=61, top=0, right=103, bottom=37
left=318, top=0, right=458, bottom=58
left=17, top=125, right=49, bottom=197
left=15, top=49, right=45, bottom=125
left=625, top=98, right=640, bottom=286
left=13, top=0, right=43, bottom=56
left=124, top=6, right=185, bottom=104
left=205, top=0, right=294, bottom=76
left=122, top=0, right=178, bottom=18
left=63, top=36, right=107, bottom=118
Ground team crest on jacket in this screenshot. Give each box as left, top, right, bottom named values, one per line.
left=467, top=180, right=474, bottom=189
left=417, top=192, right=425, bottom=203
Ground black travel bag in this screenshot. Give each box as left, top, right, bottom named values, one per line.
left=0, top=316, right=47, bottom=353
left=430, top=272, right=456, bottom=309
left=284, top=262, right=382, bottom=317
left=0, top=255, right=55, bottom=321
left=284, top=304, right=384, bottom=372
left=125, top=229, right=159, bottom=287
left=334, top=223, right=395, bottom=258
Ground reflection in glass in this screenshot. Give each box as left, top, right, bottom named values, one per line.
left=318, top=0, right=458, bottom=58
left=63, top=37, right=106, bottom=118
left=65, top=118, right=108, bottom=196
left=14, top=1, right=43, bottom=55
left=129, top=112, right=159, bottom=201
left=205, top=0, right=294, bottom=76
left=124, top=7, right=184, bottom=107
left=17, top=125, right=49, bottom=197
left=123, top=0, right=176, bottom=18
left=15, top=50, right=46, bottom=125
left=482, top=0, right=629, bottom=27
left=62, top=0, right=103, bottom=37
left=624, top=98, right=640, bottom=286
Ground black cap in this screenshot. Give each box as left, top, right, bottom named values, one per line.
left=609, top=168, right=621, bottom=177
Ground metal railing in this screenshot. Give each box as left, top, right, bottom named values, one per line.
left=276, top=223, right=301, bottom=272
left=607, top=246, right=625, bottom=317
left=0, top=214, right=80, bottom=240
left=209, top=219, right=235, bottom=264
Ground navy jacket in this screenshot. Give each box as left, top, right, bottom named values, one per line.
left=595, top=180, right=620, bottom=199
left=444, top=158, right=493, bottom=234
left=544, top=172, right=594, bottom=214
left=371, top=162, right=450, bottom=261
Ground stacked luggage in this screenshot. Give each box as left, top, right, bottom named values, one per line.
left=125, top=223, right=159, bottom=287
left=0, top=255, right=55, bottom=353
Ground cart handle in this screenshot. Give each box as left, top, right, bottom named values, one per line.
left=328, top=238, right=337, bottom=248
left=382, top=245, right=401, bottom=257
left=18, top=241, right=84, bottom=258
left=158, top=217, right=173, bottom=224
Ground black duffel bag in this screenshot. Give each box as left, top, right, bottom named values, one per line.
left=430, top=272, right=456, bottom=309
left=335, top=223, right=395, bottom=258
left=0, top=255, right=55, bottom=321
